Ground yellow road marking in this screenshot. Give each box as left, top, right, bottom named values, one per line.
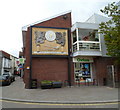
left=0, top=99, right=119, bottom=106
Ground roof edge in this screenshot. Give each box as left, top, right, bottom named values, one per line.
left=85, top=13, right=109, bottom=23
left=22, top=10, right=72, bottom=31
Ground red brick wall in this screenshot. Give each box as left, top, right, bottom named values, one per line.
left=94, top=57, right=115, bottom=85
left=23, top=12, right=73, bottom=88
left=32, top=58, right=68, bottom=86
left=35, top=13, right=72, bottom=28
left=23, top=28, right=31, bottom=88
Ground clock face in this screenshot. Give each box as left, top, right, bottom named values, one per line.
left=45, top=31, right=56, bottom=42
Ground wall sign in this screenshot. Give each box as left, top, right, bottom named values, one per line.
left=73, top=57, right=93, bottom=63
left=19, top=58, right=25, bottom=64
left=32, top=27, right=68, bottom=55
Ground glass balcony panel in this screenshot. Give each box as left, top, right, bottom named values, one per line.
left=78, top=29, right=99, bottom=42
left=72, top=30, right=77, bottom=43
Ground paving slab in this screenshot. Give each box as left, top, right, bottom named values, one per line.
left=1, top=77, right=119, bottom=104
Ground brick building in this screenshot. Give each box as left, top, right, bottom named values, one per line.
left=22, top=11, right=74, bottom=89
left=22, top=11, right=119, bottom=89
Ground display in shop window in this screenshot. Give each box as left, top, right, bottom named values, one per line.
left=81, top=63, right=90, bottom=75
left=74, top=63, right=91, bottom=82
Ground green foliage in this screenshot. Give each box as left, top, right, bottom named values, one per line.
left=99, top=2, right=120, bottom=64
left=41, top=80, right=52, bottom=84
left=41, top=80, right=62, bottom=84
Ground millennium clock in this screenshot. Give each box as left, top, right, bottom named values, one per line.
left=45, top=31, right=56, bottom=42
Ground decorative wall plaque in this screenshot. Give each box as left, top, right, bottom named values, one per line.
left=32, top=27, right=68, bottom=55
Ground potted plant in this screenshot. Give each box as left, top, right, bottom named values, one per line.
left=40, top=80, right=52, bottom=89
left=52, top=81, right=62, bottom=88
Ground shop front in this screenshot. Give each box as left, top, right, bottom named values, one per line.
left=73, top=57, right=94, bottom=84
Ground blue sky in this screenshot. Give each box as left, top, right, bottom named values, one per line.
left=0, top=0, right=119, bottom=57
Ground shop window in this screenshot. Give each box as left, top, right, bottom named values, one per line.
left=80, top=63, right=90, bottom=76
left=74, top=63, right=92, bottom=82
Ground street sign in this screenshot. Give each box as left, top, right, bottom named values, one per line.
left=19, top=58, right=25, bottom=64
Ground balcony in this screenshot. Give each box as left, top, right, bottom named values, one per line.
left=73, top=41, right=102, bottom=57
left=71, top=22, right=103, bottom=57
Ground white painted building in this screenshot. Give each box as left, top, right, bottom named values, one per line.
left=71, top=13, right=117, bottom=85
left=85, top=13, right=110, bottom=24
left=10, top=55, right=18, bottom=75
left=0, top=50, right=18, bottom=75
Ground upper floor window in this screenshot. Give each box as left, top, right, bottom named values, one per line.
left=3, top=58, right=11, bottom=68
left=72, top=30, right=77, bottom=43
left=78, top=29, right=99, bottom=42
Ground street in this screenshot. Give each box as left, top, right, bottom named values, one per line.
left=1, top=77, right=119, bottom=109
left=1, top=99, right=119, bottom=108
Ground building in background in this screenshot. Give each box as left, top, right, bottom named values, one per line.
left=18, top=51, right=25, bottom=77
left=10, top=55, right=18, bottom=75
left=85, top=13, right=110, bottom=24
left=0, top=50, right=18, bottom=75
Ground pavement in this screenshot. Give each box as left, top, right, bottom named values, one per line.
left=0, top=76, right=119, bottom=104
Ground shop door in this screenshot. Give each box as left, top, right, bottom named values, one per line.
left=107, top=65, right=115, bottom=87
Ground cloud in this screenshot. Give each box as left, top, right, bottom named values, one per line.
left=0, top=0, right=119, bottom=57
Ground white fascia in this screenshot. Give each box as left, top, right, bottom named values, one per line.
left=22, top=10, right=72, bottom=31
left=71, top=22, right=99, bottom=32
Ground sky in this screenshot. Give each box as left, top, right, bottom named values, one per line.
left=0, top=0, right=119, bottom=57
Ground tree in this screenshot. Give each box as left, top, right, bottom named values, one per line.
left=99, top=2, right=120, bottom=64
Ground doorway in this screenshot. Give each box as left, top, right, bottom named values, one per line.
left=107, top=65, right=116, bottom=87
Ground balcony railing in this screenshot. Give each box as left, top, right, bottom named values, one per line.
left=73, top=41, right=101, bottom=52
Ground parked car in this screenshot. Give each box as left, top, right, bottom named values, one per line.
left=3, top=71, right=15, bottom=82
left=0, top=75, right=11, bottom=86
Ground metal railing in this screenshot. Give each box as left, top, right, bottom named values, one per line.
left=73, top=41, right=101, bottom=52
left=63, top=79, right=98, bottom=87
left=73, top=42, right=77, bottom=52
